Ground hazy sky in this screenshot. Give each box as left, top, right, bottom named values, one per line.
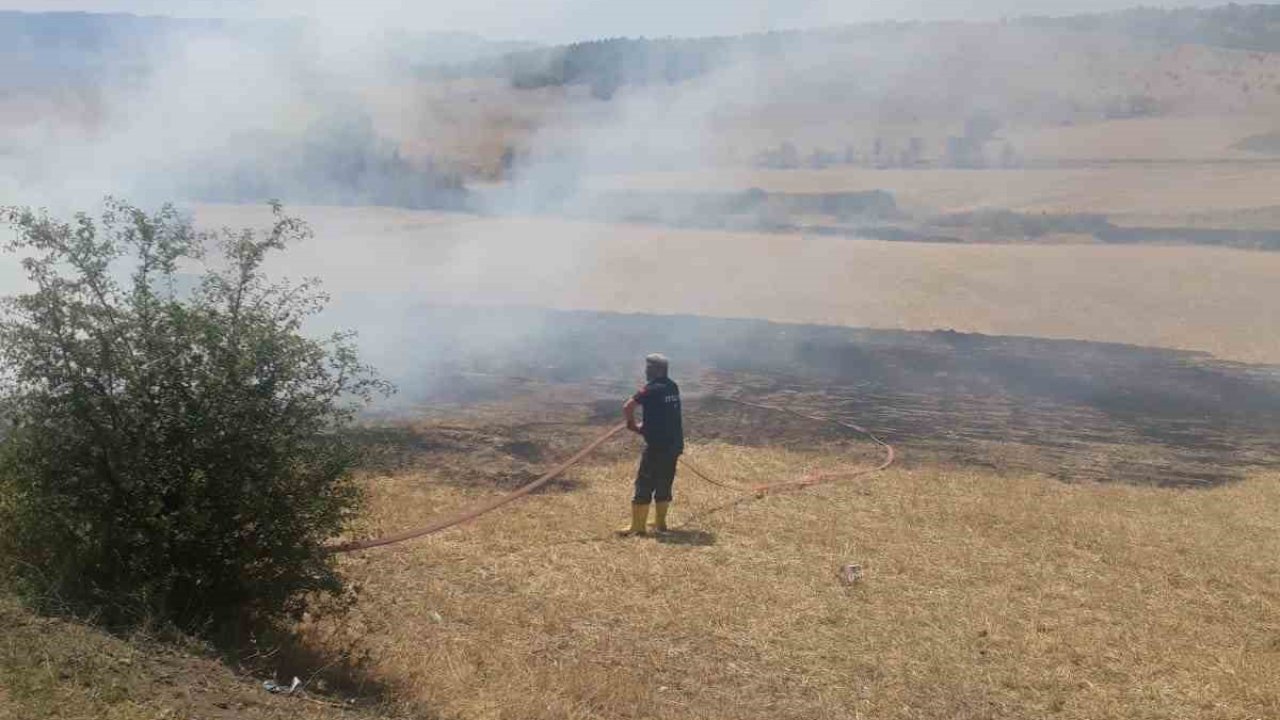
left=0, top=0, right=1247, bottom=42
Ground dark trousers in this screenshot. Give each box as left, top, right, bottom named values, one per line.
left=633, top=445, right=679, bottom=504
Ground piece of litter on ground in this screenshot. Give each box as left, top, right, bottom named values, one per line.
left=839, top=564, right=863, bottom=585
left=429, top=611, right=443, bottom=623
left=263, top=677, right=302, bottom=695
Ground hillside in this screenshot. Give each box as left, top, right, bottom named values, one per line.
left=0, top=594, right=388, bottom=720
left=10, top=6, right=1280, bottom=191
left=349, top=20, right=1280, bottom=214
left=442, top=5, right=1280, bottom=94
left=0, top=11, right=523, bottom=90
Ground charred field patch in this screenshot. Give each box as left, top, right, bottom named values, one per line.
left=381, top=306, right=1280, bottom=487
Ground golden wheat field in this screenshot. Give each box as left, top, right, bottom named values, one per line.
left=196, top=204, right=1280, bottom=365
left=590, top=162, right=1280, bottom=216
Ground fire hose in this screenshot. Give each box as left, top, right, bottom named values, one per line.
left=328, top=397, right=895, bottom=554
left=677, top=397, right=895, bottom=496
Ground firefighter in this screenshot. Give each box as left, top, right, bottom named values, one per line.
left=619, top=353, right=684, bottom=536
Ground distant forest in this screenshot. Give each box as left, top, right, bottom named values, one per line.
left=7, top=4, right=1280, bottom=95
left=0, top=10, right=520, bottom=90
left=8, top=5, right=1280, bottom=98
left=1024, top=4, right=1280, bottom=52
left=182, top=114, right=470, bottom=211
left=439, top=4, right=1280, bottom=95
left=6, top=5, right=1280, bottom=209
left=451, top=35, right=768, bottom=99
left=0, top=11, right=473, bottom=209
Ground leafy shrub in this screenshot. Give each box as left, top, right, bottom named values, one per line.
left=0, top=199, right=389, bottom=634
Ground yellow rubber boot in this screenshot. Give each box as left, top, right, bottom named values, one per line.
left=651, top=501, right=670, bottom=533
left=618, top=503, right=649, bottom=536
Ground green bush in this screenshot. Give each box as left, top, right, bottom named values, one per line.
left=0, top=199, right=389, bottom=634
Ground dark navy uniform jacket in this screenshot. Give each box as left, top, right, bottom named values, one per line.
left=633, top=377, right=684, bottom=454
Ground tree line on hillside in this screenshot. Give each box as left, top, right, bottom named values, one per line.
left=10, top=5, right=1280, bottom=98
left=0, top=11, right=521, bottom=91
left=0, top=12, right=473, bottom=211
left=437, top=5, right=1280, bottom=97
left=1024, top=4, right=1280, bottom=53
left=442, top=33, right=801, bottom=98
left=752, top=113, right=1021, bottom=170
left=514, top=37, right=719, bottom=99
left=182, top=113, right=469, bottom=211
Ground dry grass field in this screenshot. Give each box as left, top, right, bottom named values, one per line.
left=195, top=204, right=1280, bottom=365
left=589, top=162, right=1280, bottom=216
left=0, top=595, right=361, bottom=720
left=8, top=339, right=1279, bottom=719
left=302, top=415, right=1280, bottom=720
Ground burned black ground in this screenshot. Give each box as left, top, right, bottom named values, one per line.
left=364, top=307, right=1280, bottom=486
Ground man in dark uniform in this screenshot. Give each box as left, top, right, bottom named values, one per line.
left=619, top=353, right=684, bottom=536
